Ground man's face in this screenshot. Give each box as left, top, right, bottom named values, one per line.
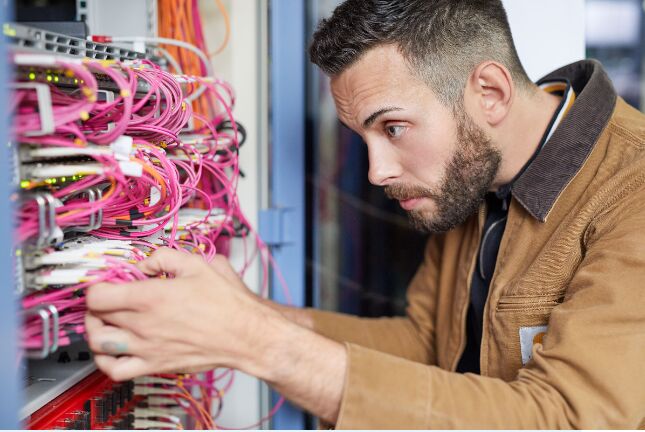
left=330, top=45, right=501, bottom=233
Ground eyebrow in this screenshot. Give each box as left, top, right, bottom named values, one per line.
left=362, top=107, right=403, bottom=129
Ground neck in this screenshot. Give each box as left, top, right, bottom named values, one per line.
left=491, top=87, right=562, bottom=189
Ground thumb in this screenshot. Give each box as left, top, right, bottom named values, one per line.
left=137, top=247, right=202, bottom=278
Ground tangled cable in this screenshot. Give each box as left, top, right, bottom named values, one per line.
left=12, top=48, right=280, bottom=428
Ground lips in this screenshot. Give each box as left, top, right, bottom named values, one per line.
left=399, top=198, right=422, bottom=211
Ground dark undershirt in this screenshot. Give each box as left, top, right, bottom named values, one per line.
left=456, top=190, right=510, bottom=374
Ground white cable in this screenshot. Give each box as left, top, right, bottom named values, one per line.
left=155, top=46, right=183, bottom=75
left=27, top=164, right=105, bottom=179
left=28, top=147, right=112, bottom=159
left=134, top=407, right=182, bottom=424
left=108, top=36, right=212, bottom=102
left=145, top=395, right=181, bottom=407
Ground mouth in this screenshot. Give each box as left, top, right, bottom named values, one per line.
left=399, top=198, right=422, bottom=211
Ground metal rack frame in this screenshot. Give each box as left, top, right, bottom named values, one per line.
left=4, top=22, right=155, bottom=61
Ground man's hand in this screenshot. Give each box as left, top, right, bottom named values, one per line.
left=85, top=248, right=282, bottom=380
left=85, top=247, right=347, bottom=424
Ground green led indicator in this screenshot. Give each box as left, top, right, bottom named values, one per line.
left=28, top=72, right=36, bottom=80
left=46, top=75, right=53, bottom=82
left=20, top=180, right=30, bottom=189
left=53, top=75, right=59, bottom=83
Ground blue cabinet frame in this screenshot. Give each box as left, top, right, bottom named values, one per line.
left=266, top=0, right=307, bottom=429
left=0, top=3, right=22, bottom=429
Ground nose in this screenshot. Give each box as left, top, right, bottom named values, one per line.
left=367, top=141, right=402, bottom=186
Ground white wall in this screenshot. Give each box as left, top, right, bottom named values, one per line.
left=199, top=0, right=269, bottom=429
left=503, top=0, right=586, bottom=81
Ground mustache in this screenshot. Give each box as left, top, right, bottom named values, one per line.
left=384, top=183, right=437, bottom=201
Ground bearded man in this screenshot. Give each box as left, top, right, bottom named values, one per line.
left=85, top=0, right=645, bottom=428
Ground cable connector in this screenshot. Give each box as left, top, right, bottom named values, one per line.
left=134, top=376, right=177, bottom=386
left=133, top=407, right=181, bottom=423
left=133, top=419, right=182, bottom=430
left=133, top=385, right=178, bottom=396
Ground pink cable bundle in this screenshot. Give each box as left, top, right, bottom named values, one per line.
left=11, top=50, right=291, bottom=428
left=12, top=56, right=251, bottom=354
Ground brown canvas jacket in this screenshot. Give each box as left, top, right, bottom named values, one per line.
left=310, top=60, right=645, bottom=429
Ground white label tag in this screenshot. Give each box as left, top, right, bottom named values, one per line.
left=519, top=325, right=548, bottom=365
left=149, top=186, right=161, bottom=206
left=118, top=160, right=143, bottom=177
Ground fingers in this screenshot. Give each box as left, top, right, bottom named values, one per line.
left=137, top=247, right=202, bottom=277
left=85, top=312, right=107, bottom=334
left=86, top=279, right=163, bottom=313
left=92, top=310, right=142, bottom=335
left=86, top=318, right=147, bottom=357
left=94, top=354, right=154, bottom=382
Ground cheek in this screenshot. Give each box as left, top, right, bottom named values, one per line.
left=402, top=127, right=455, bottom=185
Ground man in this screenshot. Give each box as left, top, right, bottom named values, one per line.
left=86, top=0, right=645, bottom=428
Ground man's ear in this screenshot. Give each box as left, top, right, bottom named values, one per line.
left=465, top=61, right=514, bottom=127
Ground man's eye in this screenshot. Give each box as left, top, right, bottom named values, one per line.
left=385, top=125, right=406, bottom=138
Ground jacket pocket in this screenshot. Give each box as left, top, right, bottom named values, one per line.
left=496, top=293, right=564, bottom=313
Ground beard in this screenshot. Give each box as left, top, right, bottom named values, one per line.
left=385, top=111, right=501, bottom=234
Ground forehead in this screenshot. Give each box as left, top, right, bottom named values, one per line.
left=330, top=45, right=432, bottom=125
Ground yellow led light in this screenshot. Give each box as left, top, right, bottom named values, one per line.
left=65, top=70, right=75, bottom=78
left=3, top=24, right=16, bottom=37
left=61, top=177, right=66, bottom=182
left=74, top=78, right=79, bottom=84
left=120, top=89, right=131, bottom=98
left=44, top=179, right=53, bottom=185
left=73, top=138, right=85, bottom=147
left=15, top=249, right=22, bottom=257
left=28, top=72, right=36, bottom=80
left=51, top=178, right=57, bottom=184
left=79, top=111, right=90, bottom=121
left=20, top=180, right=30, bottom=189
left=46, top=75, right=53, bottom=82
left=53, top=75, right=59, bottom=83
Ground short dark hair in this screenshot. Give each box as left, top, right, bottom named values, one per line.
left=309, top=0, right=533, bottom=107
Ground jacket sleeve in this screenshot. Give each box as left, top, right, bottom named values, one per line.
left=309, top=235, right=443, bottom=365
left=333, top=191, right=645, bottom=429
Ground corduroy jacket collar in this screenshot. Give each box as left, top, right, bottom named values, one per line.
left=512, top=60, right=618, bottom=222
